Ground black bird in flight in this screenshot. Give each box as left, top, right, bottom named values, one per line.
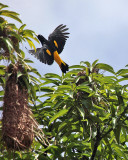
left=28, top=24, right=70, bottom=73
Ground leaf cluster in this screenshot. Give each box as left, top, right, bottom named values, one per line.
left=0, top=2, right=40, bottom=103
left=27, top=61, right=128, bottom=159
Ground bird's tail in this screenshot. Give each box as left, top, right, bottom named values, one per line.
left=54, top=51, right=69, bottom=73
left=60, top=61, right=69, bottom=73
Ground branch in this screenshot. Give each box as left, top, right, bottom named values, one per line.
left=90, top=124, right=101, bottom=160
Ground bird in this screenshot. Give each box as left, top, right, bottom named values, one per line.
left=28, top=24, right=70, bottom=73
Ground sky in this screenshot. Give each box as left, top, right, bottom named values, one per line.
left=1, top=0, right=128, bottom=75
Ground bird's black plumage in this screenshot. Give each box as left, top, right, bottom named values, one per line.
left=28, top=24, right=69, bottom=73
left=48, top=24, right=69, bottom=53
left=28, top=44, right=54, bottom=65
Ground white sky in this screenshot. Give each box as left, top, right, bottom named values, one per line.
left=1, top=0, right=128, bottom=75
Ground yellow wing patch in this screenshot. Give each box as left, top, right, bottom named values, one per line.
left=46, top=49, right=52, bottom=56
left=54, top=40, right=58, bottom=48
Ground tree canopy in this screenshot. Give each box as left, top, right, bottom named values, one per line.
left=0, top=3, right=128, bottom=160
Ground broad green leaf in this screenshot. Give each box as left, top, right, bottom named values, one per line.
left=7, top=23, right=18, bottom=30
left=116, top=89, right=124, bottom=106
left=41, top=78, right=59, bottom=86
left=75, top=76, right=81, bottom=83
left=49, top=109, right=68, bottom=125
left=29, top=68, right=41, bottom=77
left=17, top=71, right=22, bottom=78
left=0, top=96, right=3, bottom=101
left=0, top=10, right=19, bottom=16
left=114, top=125, right=121, bottom=144
left=8, top=14, right=22, bottom=23
left=94, top=75, right=116, bottom=84
left=116, top=78, right=128, bottom=84
left=0, top=65, right=6, bottom=69
left=0, top=37, right=13, bottom=53
left=121, top=127, right=127, bottom=143
left=29, top=75, right=41, bottom=83
left=24, top=59, right=34, bottom=63
left=69, top=90, right=74, bottom=98
left=24, top=29, right=35, bottom=34
left=112, top=144, right=128, bottom=160
left=0, top=90, right=4, bottom=96
left=76, top=85, right=92, bottom=93
left=30, top=83, right=36, bottom=100
left=54, top=99, right=67, bottom=109
left=92, top=59, right=99, bottom=67
left=49, top=92, right=63, bottom=100
left=23, top=29, right=33, bottom=37
left=85, top=67, right=89, bottom=76
left=44, top=73, right=61, bottom=80
left=69, top=65, right=85, bottom=69
left=8, top=31, right=22, bottom=41
left=66, top=69, right=82, bottom=75
left=21, top=76, right=30, bottom=90
left=0, top=10, right=22, bottom=23
left=58, top=121, right=68, bottom=132
left=0, top=69, right=5, bottom=75
left=96, top=63, right=115, bottom=74
left=116, top=69, right=128, bottom=76
left=81, top=99, right=92, bottom=109
left=25, top=37, right=36, bottom=50
left=40, top=86, right=55, bottom=92
left=57, top=85, right=73, bottom=91
left=80, top=61, right=90, bottom=67
left=20, top=49, right=25, bottom=58
left=103, top=137, right=112, bottom=154
left=0, top=3, right=8, bottom=9
left=93, top=104, right=105, bottom=111
left=77, top=106, right=85, bottom=119
left=19, top=24, right=26, bottom=32
left=22, top=29, right=39, bottom=43
left=112, top=117, right=117, bottom=129
left=89, top=115, right=102, bottom=123
left=100, top=113, right=111, bottom=121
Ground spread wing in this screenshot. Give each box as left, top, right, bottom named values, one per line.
left=48, top=24, right=70, bottom=54
left=28, top=44, right=54, bottom=65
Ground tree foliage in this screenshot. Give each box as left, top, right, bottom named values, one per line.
left=0, top=2, right=128, bottom=160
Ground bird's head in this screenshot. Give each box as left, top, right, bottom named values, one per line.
left=37, top=34, right=47, bottom=45
left=37, top=34, right=45, bottom=41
